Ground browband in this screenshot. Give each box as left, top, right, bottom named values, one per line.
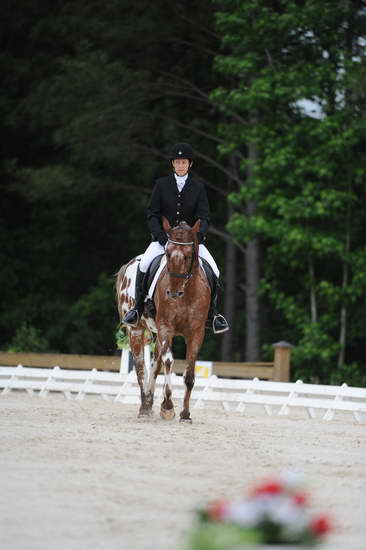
left=167, top=239, right=194, bottom=245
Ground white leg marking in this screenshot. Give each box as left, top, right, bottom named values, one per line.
left=162, top=350, right=174, bottom=369
left=147, top=358, right=159, bottom=394
left=143, top=364, right=150, bottom=394
left=162, top=350, right=174, bottom=399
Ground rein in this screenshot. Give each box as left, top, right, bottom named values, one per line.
left=167, top=238, right=196, bottom=280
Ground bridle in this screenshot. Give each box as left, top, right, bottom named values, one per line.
left=166, top=239, right=196, bottom=280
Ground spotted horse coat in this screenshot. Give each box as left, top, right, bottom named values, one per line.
left=116, top=256, right=159, bottom=416
left=116, top=220, right=211, bottom=421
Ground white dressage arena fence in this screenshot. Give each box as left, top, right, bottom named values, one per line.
left=1, top=364, right=366, bottom=423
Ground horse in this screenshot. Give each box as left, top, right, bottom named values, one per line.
left=116, top=218, right=211, bottom=422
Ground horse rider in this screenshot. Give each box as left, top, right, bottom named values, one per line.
left=123, top=142, right=229, bottom=334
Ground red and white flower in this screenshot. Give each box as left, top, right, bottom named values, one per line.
left=201, top=472, right=332, bottom=545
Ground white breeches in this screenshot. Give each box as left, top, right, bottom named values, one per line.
left=139, top=241, right=220, bottom=278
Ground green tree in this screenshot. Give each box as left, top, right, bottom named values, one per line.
left=212, top=0, right=366, bottom=384
left=1, top=0, right=231, bottom=359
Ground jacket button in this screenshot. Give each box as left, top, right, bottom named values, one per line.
left=177, top=211, right=180, bottom=214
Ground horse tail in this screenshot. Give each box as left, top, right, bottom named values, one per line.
left=115, top=263, right=128, bottom=321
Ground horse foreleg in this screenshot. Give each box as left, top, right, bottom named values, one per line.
left=180, top=329, right=205, bottom=423
left=158, top=336, right=175, bottom=420
left=129, top=328, right=153, bottom=417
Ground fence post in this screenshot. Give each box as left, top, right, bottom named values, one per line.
left=272, top=341, right=293, bottom=382
left=120, top=348, right=130, bottom=374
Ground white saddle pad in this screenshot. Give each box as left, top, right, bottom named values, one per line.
left=147, top=256, right=167, bottom=299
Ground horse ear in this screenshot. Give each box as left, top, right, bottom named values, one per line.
left=162, top=217, right=171, bottom=233
left=192, top=219, right=201, bottom=234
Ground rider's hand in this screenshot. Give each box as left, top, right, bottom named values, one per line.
left=197, top=232, right=205, bottom=244
left=158, top=232, right=168, bottom=246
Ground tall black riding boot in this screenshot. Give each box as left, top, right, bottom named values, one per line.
left=209, top=277, right=229, bottom=334
left=123, top=265, right=146, bottom=326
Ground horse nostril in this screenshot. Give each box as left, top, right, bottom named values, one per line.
left=167, top=290, right=183, bottom=299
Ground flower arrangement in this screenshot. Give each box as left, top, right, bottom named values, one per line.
left=115, top=325, right=130, bottom=350
left=187, top=473, right=332, bottom=549
left=116, top=324, right=155, bottom=351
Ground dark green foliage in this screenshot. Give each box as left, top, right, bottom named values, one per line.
left=212, top=0, right=366, bottom=384
left=1, top=0, right=366, bottom=385
left=0, top=0, right=223, bottom=359
left=63, top=273, right=117, bottom=355
left=8, top=323, right=49, bottom=353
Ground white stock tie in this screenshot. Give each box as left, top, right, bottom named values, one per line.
left=175, top=174, right=188, bottom=193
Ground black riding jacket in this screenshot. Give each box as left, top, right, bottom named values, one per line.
left=147, top=174, right=210, bottom=244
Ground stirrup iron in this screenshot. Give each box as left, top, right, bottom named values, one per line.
left=213, top=314, right=229, bottom=334
left=123, top=308, right=140, bottom=327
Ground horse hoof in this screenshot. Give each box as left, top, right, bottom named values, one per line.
left=138, top=408, right=153, bottom=418
left=160, top=407, right=175, bottom=421
left=179, top=416, right=192, bottom=424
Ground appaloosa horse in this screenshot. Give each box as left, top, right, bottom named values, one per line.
left=116, top=218, right=211, bottom=422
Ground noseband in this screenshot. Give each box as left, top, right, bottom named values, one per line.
left=167, top=239, right=195, bottom=280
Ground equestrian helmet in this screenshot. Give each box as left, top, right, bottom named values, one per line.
left=169, top=142, right=194, bottom=161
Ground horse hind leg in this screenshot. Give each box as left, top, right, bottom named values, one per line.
left=159, top=340, right=175, bottom=420
left=129, top=328, right=154, bottom=417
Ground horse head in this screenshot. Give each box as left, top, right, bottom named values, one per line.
left=162, top=217, right=200, bottom=299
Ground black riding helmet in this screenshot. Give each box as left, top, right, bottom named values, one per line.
left=169, top=142, right=194, bottom=161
